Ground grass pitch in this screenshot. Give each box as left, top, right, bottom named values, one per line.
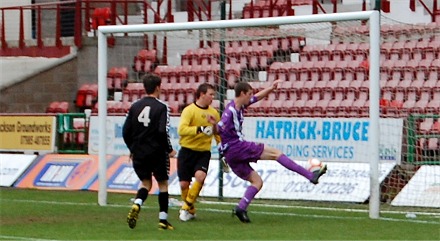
left=0, top=188, right=438, bottom=240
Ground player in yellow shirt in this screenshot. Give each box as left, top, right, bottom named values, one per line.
left=177, top=83, right=221, bottom=221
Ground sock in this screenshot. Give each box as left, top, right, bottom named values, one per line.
left=158, top=192, right=169, bottom=213
left=181, top=188, right=189, bottom=203
left=159, top=211, right=168, bottom=222
left=277, top=154, right=313, bottom=180
left=182, top=181, right=202, bottom=210
left=134, top=187, right=149, bottom=206
left=186, top=181, right=202, bottom=204
left=238, top=185, right=259, bottom=211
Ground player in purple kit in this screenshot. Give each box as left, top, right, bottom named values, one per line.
left=208, top=80, right=327, bottom=223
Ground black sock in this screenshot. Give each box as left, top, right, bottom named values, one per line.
left=158, top=192, right=169, bottom=213
left=136, top=187, right=149, bottom=203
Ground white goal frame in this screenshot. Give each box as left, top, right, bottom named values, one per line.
left=96, top=11, right=381, bottom=218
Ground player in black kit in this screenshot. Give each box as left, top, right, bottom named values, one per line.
left=122, top=73, right=176, bottom=230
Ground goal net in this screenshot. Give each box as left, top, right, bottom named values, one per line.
left=95, top=11, right=439, bottom=218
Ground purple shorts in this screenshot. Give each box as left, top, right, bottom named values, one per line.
left=224, top=141, right=264, bottom=180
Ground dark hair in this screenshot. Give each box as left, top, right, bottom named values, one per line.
left=234, top=82, right=252, bottom=97
left=142, top=73, right=161, bottom=94
left=195, top=83, right=215, bottom=99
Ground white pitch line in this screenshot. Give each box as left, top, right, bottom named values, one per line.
left=0, top=235, right=58, bottom=241
left=200, top=200, right=440, bottom=216
left=2, top=198, right=439, bottom=225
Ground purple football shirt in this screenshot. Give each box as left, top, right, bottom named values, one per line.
left=217, top=96, right=258, bottom=152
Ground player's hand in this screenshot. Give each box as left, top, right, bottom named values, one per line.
left=220, top=154, right=231, bottom=173
left=272, top=79, right=283, bottom=90
left=206, top=114, right=217, bottom=125
left=169, top=150, right=177, bottom=157
left=198, top=126, right=213, bottom=136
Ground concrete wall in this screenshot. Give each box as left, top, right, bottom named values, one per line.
left=0, top=58, right=78, bottom=113
left=0, top=36, right=145, bottom=114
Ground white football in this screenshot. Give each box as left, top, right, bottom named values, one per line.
left=307, top=158, right=323, bottom=172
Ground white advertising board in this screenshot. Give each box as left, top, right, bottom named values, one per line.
left=0, top=153, right=36, bottom=186
left=88, top=117, right=403, bottom=164
left=87, top=116, right=218, bottom=156
left=242, top=117, right=403, bottom=163
left=391, top=166, right=440, bottom=208
left=169, top=160, right=396, bottom=203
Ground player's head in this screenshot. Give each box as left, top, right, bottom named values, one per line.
left=234, top=82, right=252, bottom=97
left=234, top=82, right=253, bottom=105
left=195, top=83, right=216, bottom=106
left=142, top=73, right=162, bottom=95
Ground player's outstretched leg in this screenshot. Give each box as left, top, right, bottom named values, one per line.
left=310, top=163, right=328, bottom=184
left=232, top=206, right=251, bottom=223
left=158, top=220, right=174, bottom=230
left=127, top=204, right=140, bottom=229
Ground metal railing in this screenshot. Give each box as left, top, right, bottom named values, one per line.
left=0, top=0, right=173, bottom=57
left=406, top=113, right=440, bottom=165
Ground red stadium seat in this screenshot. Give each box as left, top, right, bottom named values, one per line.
left=297, top=88, right=310, bottom=101
left=406, top=87, right=418, bottom=101
left=72, top=117, right=86, bottom=144
left=268, top=62, right=282, bottom=82
left=310, top=87, right=321, bottom=102
left=394, top=87, right=405, bottom=101
left=121, top=101, right=132, bottom=113
left=389, top=41, right=405, bottom=61
left=426, top=138, right=439, bottom=151
left=85, top=84, right=98, bottom=108
left=321, top=87, right=333, bottom=101
left=432, top=87, right=440, bottom=100
left=287, top=63, right=300, bottom=82
left=134, top=49, right=157, bottom=73
left=345, top=87, right=357, bottom=101
left=76, top=84, right=90, bottom=108
left=358, top=87, right=369, bottom=101
left=381, top=86, right=394, bottom=100
left=46, top=101, right=60, bottom=113
left=55, top=102, right=69, bottom=113
left=334, top=87, right=345, bottom=100
left=425, top=100, right=440, bottom=114
left=167, top=100, right=180, bottom=114
left=105, top=101, right=117, bottom=113
left=315, top=99, right=329, bottom=110
left=431, top=121, right=440, bottom=133
left=418, top=87, right=431, bottom=101
left=226, top=65, right=241, bottom=88
left=384, top=100, right=404, bottom=117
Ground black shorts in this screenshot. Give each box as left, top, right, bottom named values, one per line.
left=177, top=147, right=211, bottom=182
left=132, top=150, right=169, bottom=182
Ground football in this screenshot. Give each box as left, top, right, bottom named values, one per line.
left=307, top=158, right=323, bottom=172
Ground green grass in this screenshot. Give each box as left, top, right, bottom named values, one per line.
left=0, top=188, right=439, bottom=240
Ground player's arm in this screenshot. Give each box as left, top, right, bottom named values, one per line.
left=177, top=107, right=199, bottom=136
left=122, top=109, right=133, bottom=150
left=207, top=111, right=221, bottom=141
left=254, top=79, right=282, bottom=101
left=159, top=104, right=174, bottom=154
left=179, top=107, right=213, bottom=136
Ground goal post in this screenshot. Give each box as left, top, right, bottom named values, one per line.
left=96, top=11, right=382, bottom=217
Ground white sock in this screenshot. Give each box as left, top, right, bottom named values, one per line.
left=134, top=198, right=143, bottom=206
left=159, top=211, right=168, bottom=220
